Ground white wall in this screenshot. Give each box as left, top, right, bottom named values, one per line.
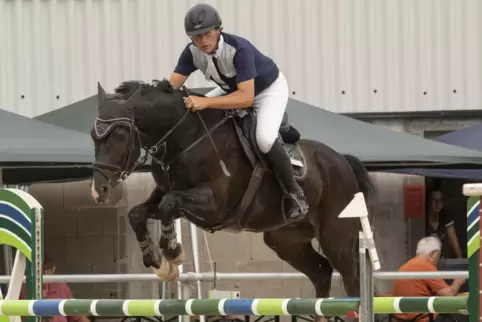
left=1, top=0, right=481, bottom=117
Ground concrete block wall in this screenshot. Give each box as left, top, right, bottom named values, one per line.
left=28, top=180, right=128, bottom=299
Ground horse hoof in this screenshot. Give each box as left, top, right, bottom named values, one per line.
left=168, top=245, right=185, bottom=266
left=153, top=259, right=171, bottom=280
left=165, top=263, right=180, bottom=281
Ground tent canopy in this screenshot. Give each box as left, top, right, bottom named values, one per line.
left=0, top=109, right=96, bottom=184
left=35, top=88, right=482, bottom=170
left=0, top=109, right=94, bottom=165
left=435, top=124, right=482, bottom=151
left=382, top=123, right=482, bottom=180
left=285, top=100, right=482, bottom=168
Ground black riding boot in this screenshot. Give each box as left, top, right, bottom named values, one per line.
left=266, top=139, right=309, bottom=220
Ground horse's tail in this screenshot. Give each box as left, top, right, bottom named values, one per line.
left=344, top=154, right=383, bottom=297
left=343, top=154, right=376, bottom=201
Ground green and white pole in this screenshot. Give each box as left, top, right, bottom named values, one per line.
left=464, top=183, right=482, bottom=322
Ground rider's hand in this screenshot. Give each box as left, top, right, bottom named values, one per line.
left=184, top=96, right=208, bottom=111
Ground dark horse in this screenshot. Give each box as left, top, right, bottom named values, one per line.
left=90, top=79, right=375, bottom=299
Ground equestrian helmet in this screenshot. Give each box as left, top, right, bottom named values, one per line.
left=184, top=3, right=222, bottom=37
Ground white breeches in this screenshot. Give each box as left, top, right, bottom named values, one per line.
left=206, top=72, right=289, bottom=154
left=252, top=72, right=289, bottom=153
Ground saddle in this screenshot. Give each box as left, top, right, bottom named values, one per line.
left=206, top=109, right=307, bottom=233
left=230, top=109, right=306, bottom=177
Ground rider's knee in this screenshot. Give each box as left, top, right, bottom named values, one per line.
left=256, top=131, right=276, bottom=153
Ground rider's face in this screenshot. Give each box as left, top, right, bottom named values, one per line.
left=191, top=28, right=221, bottom=54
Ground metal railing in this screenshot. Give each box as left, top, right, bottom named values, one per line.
left=0, top=270, right=468, bottom=283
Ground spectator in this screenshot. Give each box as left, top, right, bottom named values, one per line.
left=20, top=254, right=90, bottom=322
left=392, top=237, right=465, bottom=322
left=426, top=189, right=463, bottom=258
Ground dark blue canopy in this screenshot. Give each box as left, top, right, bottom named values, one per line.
left=382, top=123, right=482, bottom=179
left=435, top=124, right=482, bottom=151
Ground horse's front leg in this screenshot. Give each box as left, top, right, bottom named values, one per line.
left=158, top=217, right=185, bottom=266
left=155, top=185, right=219, bottom=263
left=127, top=187, right=176, bottom=280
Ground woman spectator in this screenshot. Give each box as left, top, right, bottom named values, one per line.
left=426, top=189, right=463, bottom=259
left=20, top=254, right=90, bottom=322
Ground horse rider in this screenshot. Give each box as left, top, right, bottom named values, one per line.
left=168, top=3, right=309, bottom=220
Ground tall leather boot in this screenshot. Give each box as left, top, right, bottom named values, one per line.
left=266, top=139, right=309, bottom=220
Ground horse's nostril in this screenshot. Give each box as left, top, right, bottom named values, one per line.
left=101, top=185, right=109, bottom=194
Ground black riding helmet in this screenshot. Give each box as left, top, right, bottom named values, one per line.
left=184, top=3, right=222, bottom=37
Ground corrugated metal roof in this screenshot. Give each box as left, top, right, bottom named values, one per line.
left=1, top=0, right=481, bottom=116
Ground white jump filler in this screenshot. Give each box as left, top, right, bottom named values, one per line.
left=338, top=192, right=381, bottom=271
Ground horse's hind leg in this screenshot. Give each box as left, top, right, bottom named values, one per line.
left=263, top=223, right=334, bottom=298
left=318, top=216, right=360, bottom=297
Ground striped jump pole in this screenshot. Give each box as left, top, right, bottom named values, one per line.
left=0, top=188, right=44, bottom=322
left=0, top=297, right=467, bottom=317
left=464, top=183, right=482, bottom=322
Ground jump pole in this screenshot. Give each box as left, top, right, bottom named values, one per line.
left=0, top=297, right=468, bottom=317
left=463, top=183, right=482, bottom=322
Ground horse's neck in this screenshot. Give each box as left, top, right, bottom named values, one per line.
left=135, top=106, right=201, bottom=152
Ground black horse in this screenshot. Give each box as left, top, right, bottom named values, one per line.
left=90, top=79, right=375, bottom=299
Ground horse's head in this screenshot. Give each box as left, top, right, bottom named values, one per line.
left=90, top=82, right=143, bottom=203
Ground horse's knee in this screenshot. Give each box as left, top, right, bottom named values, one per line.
left=128, top=204, right=148, bottom=228
left=157, top=194, right=179, bottom=218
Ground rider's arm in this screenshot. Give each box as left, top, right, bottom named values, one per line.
left=204, top=48, right=255, bottom=109
left=169, top=73, right=189, bottom=90
left=170, top=45, right=198, bottom=89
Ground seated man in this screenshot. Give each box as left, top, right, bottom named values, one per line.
left=20, top=254, right=90, bottom=322
left=392, top=236, right=465, bottom=322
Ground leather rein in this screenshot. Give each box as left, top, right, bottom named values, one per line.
left=91, top=87, right=232, bottom=191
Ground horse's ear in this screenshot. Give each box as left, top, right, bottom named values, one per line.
left=127, top=87, right=142, bottom=105
left=97, top=82, right=107, bottom=107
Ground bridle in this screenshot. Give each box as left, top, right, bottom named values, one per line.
left=91, top=113, right=144, bottom=185
left=91, top=87, right=232, bottom=189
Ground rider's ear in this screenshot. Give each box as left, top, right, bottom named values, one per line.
left=97, top=82, right=107, bottom=107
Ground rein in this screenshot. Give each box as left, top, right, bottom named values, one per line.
left=92, top=87, right=233, bottom=189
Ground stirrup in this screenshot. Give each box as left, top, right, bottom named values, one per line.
left=282, top=192, right=308, bottom=221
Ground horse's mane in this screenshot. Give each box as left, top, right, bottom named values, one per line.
left=112, top=79, right=177, bottom=100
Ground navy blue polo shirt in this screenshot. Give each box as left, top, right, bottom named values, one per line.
left=174, top=32, right=280, bottom=95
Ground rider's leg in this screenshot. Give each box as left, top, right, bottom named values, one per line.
left=253, top=72, right=309, bottom=220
